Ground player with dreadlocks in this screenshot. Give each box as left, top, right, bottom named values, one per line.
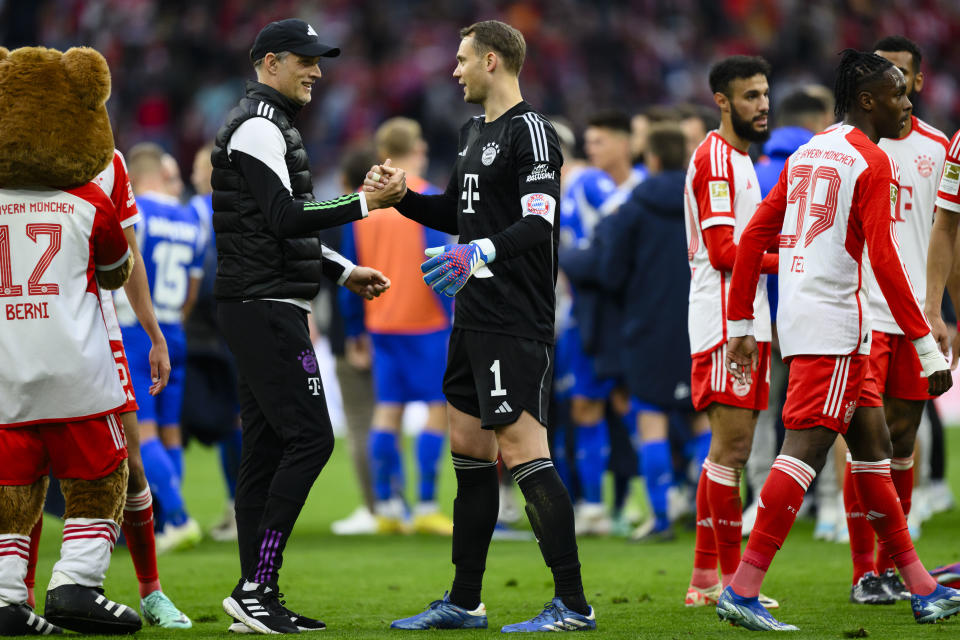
left=715, top=49, right=960, bottom=631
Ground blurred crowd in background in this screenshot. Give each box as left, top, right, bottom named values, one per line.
left=7, top=0, right=960, bottom=544
left=3, top=0, right=960, bottom=197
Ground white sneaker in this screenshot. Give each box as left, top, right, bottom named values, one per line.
left=741, top=501, right=758, bottom=538
left=498, top=483, right=523, bottom=525
left=574, top=502, right=612, bottom=536
left=908, top=504, right=923, bottom=540
left=331, top=505, right=377, bottom=535
left=667, top=485, right=692, bottom=521
left=155, top=518, right=202, bottom=554
left=210, top=501, right=237, bottom=542
left=928, top=480, right=956, bottom=514
left=813, top=496, right=838, bottom=541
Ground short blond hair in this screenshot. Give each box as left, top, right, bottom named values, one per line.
left=374, top=117, right=423, bottom=161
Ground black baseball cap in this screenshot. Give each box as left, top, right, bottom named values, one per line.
left=250, top=19, right=340, bottom=62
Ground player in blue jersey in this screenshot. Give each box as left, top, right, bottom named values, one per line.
left=184, top=143, right=243, bottom=542
left=555, top=164, right=617, bottom=534
left=115, top=143, right=205, bottom=552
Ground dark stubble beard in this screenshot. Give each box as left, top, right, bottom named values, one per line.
left=731, top=102, right=770, bottom=144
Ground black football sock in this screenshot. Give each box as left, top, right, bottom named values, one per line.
left=512, top=458, right=589, bottom=616
left=448, top=453, right=499, bottom=611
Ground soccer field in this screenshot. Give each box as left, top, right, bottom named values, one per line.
left=33, top=428, right=960, bottom=639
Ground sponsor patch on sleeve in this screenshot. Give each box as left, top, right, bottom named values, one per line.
left=521, top=192, right=556, bottom=225
left=525, top=163, right=557, bottom=183
left=708, top=180, right=731, bottom=213
left=890, top=183, right=899, bottom=219
left=941, top=161, right=960, bottom=196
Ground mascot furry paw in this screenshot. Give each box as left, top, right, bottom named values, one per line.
left=0, top=46, right=140, bottom=635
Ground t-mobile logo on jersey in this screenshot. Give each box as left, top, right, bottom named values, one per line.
left=462, top=174, right=479, bottom=213
left=307, top=377, right=322, bottom=396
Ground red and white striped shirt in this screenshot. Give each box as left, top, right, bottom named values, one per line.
left=865, top=117, right=949, bottom=334
left=936, top=129, right=960, bottom=214
left=0, top=183, right=130, bottom=426
left=94, top=150, right=140, bottom=341
left=684, top=131, right=771, bottom=355
left=728, top=125, right=929, bottom=357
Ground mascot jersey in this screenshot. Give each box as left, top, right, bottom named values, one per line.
left=0, top=184, right=130, bottom=426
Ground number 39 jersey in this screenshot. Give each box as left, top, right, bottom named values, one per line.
left=445, top=101, right=562, bottom=344
left=864, top=116, right=949, bottom=334
left=0, top=184, right=130, bottom=426
left=734, top=125, right=929, bottom=358
left=113, top=192, right=203, bottom=328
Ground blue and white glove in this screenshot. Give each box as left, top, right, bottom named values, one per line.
left=420, top=239, right=495, bottom=297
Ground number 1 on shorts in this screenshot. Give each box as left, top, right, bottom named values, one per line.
left=490, top=359, right=507, bottom=397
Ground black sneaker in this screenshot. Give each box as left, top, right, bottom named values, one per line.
left=880, top=568, right=911, bottom=601
left=222, top=580, right=299, bottom=634
left=0, top=603, right=63, bottom=636
left=850, top=572, right=896, bottom=605
left=44, top=584, right=142, bottom=634
left=284, top=609, right=325, bottom=632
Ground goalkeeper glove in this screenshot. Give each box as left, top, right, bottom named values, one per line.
left=421, top=239, right=495, bottom=297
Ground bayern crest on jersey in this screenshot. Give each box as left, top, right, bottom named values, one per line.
left=526, top=193, right=549, bottom=215
left=482, top=141, right=500, bottom=166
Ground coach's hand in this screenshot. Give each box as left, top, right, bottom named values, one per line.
left=345, top=266, right=391, bottom=300
left=926, top=309, right=951, bottom=362
left=421, top=240, right=494, bottom=297
left=363, top=159, right=407, bottom=209
left=725, top=335, right=758, bottom=386
left=148, top=336, right=171, bottom=396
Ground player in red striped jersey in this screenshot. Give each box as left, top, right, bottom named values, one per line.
left=683, top=56, right=779, bottom=609
left=719, top=50, right=959, bottom=631
left=925, top=129, right=960, bottom=354
left=841, top=36, right=951, bottom=605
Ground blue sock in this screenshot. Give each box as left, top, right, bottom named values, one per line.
left=640, top=439, right=673, bottom=530
left=575, top=420, right=610, bottom=504
left=369, top=429, right=400, bottom=502
left=218, top=428, right=242, bottom=499
left=416, top=431, right=445, bottom=503
left=141, top=437, right=187, bottom=527
left=165, top=443, right=184, bottom=482
left=691, top=431, right=711, bottom=472
left=553, top=425, right=573, bottom=493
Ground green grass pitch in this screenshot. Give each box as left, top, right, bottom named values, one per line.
left=32, top=428, right=960, bottom=638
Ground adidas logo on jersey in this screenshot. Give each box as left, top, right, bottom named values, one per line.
left=866, top=510, right=886, bottom=521
left=494, top=401, right=513, bottom=414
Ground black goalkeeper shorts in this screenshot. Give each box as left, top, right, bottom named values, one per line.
left=443, top=327, right=553, bottom=429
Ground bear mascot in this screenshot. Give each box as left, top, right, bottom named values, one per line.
left=0, top=46, right=141, bottom=635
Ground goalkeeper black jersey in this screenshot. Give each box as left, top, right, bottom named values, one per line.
left=396, top=100, right=563, bottom=343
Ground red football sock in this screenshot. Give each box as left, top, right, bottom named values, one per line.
left=851, top=458, right=936, bottom=595
left=876, top=456, right=914, bottom=574
left=730, top=455, right=814, bottom=598
left=690, top=463, right=719, bottom=589
left=122, top=488, right=162, bottom=597
left=25, top=516, right=41, bottom=609
left=705, top=461, right=743, bottom=586
left=843, top=458, right=876, bottom=583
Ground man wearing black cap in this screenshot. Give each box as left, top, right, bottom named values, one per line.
left=213, top=18, right=407, bottom=635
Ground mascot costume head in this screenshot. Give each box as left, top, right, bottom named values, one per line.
left=0, top=46, right=140, bottom=635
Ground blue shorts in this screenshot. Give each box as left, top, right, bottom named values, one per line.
left=122, top=323, right=187, bottom=426
left=371, top=330, right=449, bottom=404
left=555, top=325, right=614, bottom=401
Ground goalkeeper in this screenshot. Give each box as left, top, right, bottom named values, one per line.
left=365, top=19, right=595, bottom=633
